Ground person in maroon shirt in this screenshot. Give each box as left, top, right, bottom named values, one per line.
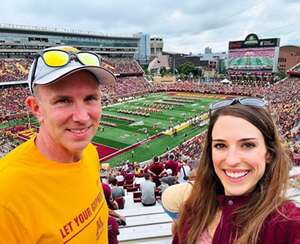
left=173, top=98, right=300, bottom=244
left=124, top=169, right=135, bottom=185
left=148, top=156, right=166, bottom=187
left=102, top=183, right=126, bottom=244
left=108, top=216, right=119, bottom=244
left=165, top=154, right=179, bottom=176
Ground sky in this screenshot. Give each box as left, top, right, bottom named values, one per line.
left=1, top=0, right=299, bottom=54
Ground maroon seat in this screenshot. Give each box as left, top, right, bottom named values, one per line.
left=133, top=191, right=141, bottom=203
left=123, top=183, right=133, bottom=190
left=127, top=185, right=138, bottom=192
left=117, top=180, right=124, bottom=186
left=115, top=197, right=125, bottom=209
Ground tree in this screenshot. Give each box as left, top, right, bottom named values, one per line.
left=160, top=67, right=167, bottom=77
left=178, top=62, right=197, bottom=77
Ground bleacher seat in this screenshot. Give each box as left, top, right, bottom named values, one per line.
left=133, top=191, right=142, bottom=203
left=115, top=197, right=125, bottom=209
left=123, top=183, right=133, bottom=190
left=127, top=185, right=139, bottom=192
left=117, top=180, right=125, bottom=186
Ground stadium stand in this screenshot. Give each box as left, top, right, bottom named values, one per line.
left=0, top=58, right=299, bottom=168
left=0, top=59, right=31, bottom=82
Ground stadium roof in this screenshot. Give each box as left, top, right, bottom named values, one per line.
left=0, top=23, right=139, bottom=40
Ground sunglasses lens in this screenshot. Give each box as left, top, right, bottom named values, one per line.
left=210, top=100, right=234, bottom=110
left=241, top=98, right=266, bottom=107
left=43, top=50, right=69, bottom=67
left=78, top=53, right=100, bottom=66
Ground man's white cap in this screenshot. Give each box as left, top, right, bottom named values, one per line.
left=28, top=46, right=116, bottom=93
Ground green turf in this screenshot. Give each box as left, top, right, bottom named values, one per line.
left=96, top=93, right=220, bottom=166
left=2, top=93, right=220, bottom=167
left=105, top=124, right=208, bottom=167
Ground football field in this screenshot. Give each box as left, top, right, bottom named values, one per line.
left=95, top=92, right=222, bottom=166
left=1, top=92, right=225, bottom=167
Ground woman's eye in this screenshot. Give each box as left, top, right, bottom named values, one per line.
left=213, top=143, right=225, bottom=149
left=242, top=142, right=256, bottom=149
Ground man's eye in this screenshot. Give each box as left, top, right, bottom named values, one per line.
left=86, top=95, right=100, bottom=102
left=56, top=98, right=70, bottom=104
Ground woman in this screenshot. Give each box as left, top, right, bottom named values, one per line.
left=173, top=97, right=300, bottom=244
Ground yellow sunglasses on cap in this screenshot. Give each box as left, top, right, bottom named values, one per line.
left=29, top=49, right=101, bottom=92
left=41, top=49, right=100, bottom=67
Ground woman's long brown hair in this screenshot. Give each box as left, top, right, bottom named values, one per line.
left=177, top=104, right=291, bottom=244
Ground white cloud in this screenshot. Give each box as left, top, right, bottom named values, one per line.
left=0, top=0, right=299, bottom=53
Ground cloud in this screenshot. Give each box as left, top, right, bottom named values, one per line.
left=0, top=0, right=299, bottom=53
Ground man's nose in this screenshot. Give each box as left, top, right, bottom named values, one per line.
left=72, top=105, right=89, bottom=122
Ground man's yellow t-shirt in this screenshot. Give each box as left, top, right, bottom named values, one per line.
left=0, top=138, right=108, bottom=244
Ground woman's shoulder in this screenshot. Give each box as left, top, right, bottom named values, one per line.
left=266, top=201, right=300, bottom=225
left=261, top=201, right=300, bottom=243
left=275, top=201, right=300, bottom=220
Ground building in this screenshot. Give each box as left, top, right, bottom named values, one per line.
left=133, top=32, right=151, bottom=65
left=204, top=47, right=212, bottom=54
left=278, top=45, right=300, bottom=74
left=199, top=48, right=227, bottom=74
left=150, top=37, right=163, bottom=58
left=0, top=23, right=141, bottom=59
left=147, top=54, right=170, bottom=73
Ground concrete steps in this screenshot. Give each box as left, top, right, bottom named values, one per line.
left=115, top=179, right=173, bottom=243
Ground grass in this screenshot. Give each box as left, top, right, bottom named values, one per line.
left=2, top=92, right=222, bottom=167
left=96, top=93, right=220, bottom=166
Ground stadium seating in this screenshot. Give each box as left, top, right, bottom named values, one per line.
left=0, top=59, right=31, bottom=82
left=0, top=57, right=299, bottom=164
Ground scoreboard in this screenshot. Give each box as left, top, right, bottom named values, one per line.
left=228, top=34, right=280, bottom=73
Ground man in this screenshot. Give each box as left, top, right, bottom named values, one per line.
left=148, top=156, right=165, bottom=187
left=110, top=177, right=125, bottom=201
left=165, top=154, right=179, bottom=176
left=139, top=173, right=156, bottom=206
left=0, top=46, right=116, bottom=243
left=160, top=169, right=177, bottom=187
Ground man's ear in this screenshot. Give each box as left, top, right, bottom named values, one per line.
left=25, top=96, right=43, bottom=123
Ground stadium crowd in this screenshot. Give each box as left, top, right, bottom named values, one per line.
left=104, top=58, right=144, bottom=74
left=0, top=58, right=31, bottom=82
left=0, top=58, right=299, bottom=161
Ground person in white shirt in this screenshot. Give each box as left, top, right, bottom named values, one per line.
left=139, top=173, right=156, bottom=206
left=177, top=160, right=191, bottom=183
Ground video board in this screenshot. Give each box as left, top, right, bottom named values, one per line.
left=228, top=34, right=280, bottom=72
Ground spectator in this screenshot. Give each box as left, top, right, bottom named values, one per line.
left=140, top=173, right=156, bottom=206
left=102, top=183, right=123, bottom=244
left=165, top=154, right=179, bottom=176
left=0, top=46, right=116, bottom=243
left=177, top=159, right=192, bottom=183
left=148, top=156, right=165, bottom=187
left=173, top=98, right=300, bottom=243
left=110, top=177, right=125, bottom=209
left=161, top=169, right=177, bottom=186
left=108, top=216, right=119, bottom=244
